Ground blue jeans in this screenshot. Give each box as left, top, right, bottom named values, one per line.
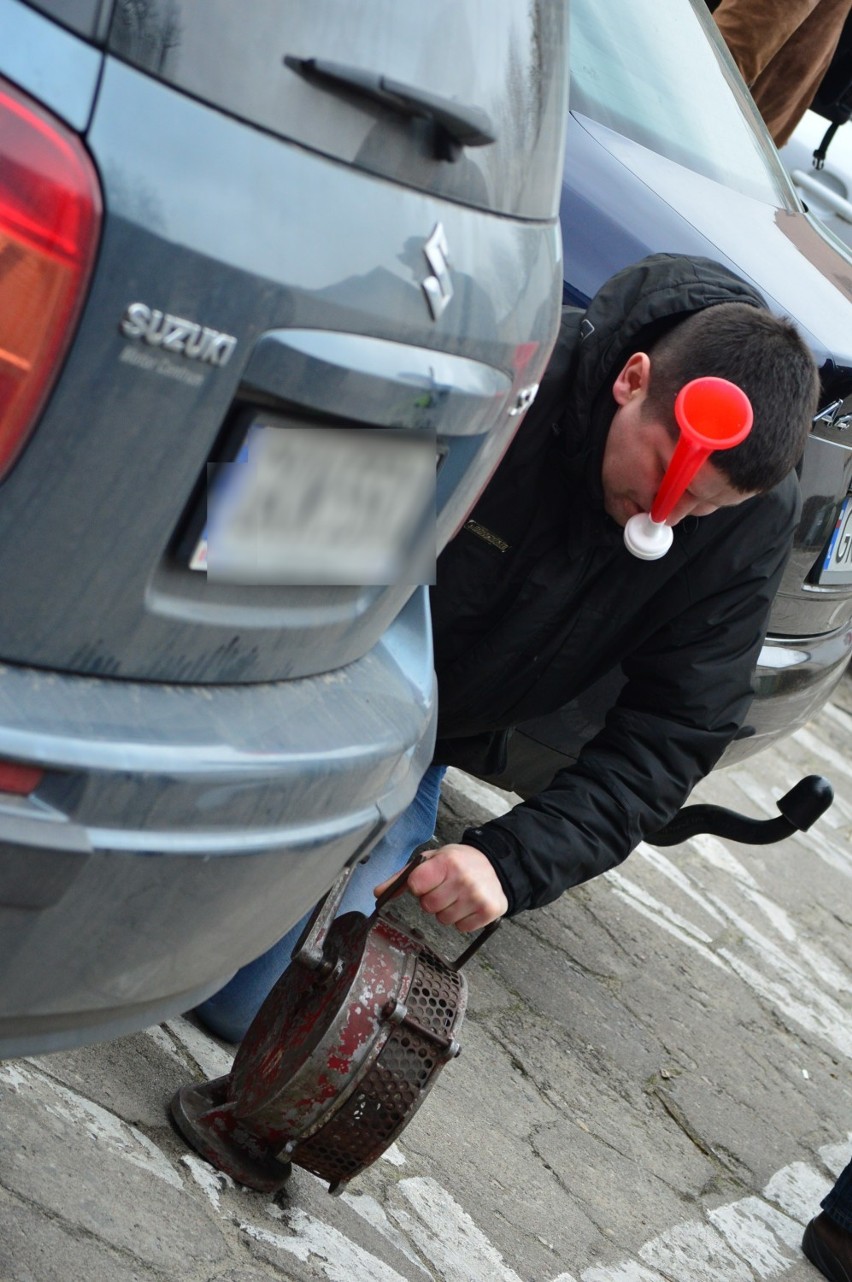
left=194, top=764, right=447, bottom=1043
left=823, top=1157, right=852, bottom=1232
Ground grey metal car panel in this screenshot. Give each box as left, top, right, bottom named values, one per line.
left=23, top=0, right=112, bottom=41
left=773, top=411, right=852, bottom=632
left=240, top=331, right=515, bottom=438
left=107, top=0, right=567, bottom=220
left=0, top=0, right=569, bottom=1053
left=0, top=55, right=562, bottom=682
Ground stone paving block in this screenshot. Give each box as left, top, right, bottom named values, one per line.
left=0, top=1184, right=163, bottom=1282
left=521, top=888, right=644, bottom=986
left=708, top=1195, right=802, bottom=1278
left=381, top=1016, right=603, bottom=1278
left=237, top=1201, right=417, bottom=1282
left=230, top=1167, right=431, bottom=1282
left=484, top=917, right=661, bottom=1086
left=638, top=1219, right=753, bottom=1282
left=25, top=1026, right=200, bottom=1131
left=212, top=1273, right=301, bottom=1282
left=532, top=1116, right=704, bottom=1267
left=0, top=1060, right=230, bottom=1275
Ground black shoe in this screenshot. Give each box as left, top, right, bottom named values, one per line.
left=803, top=1213, right=852, bottom=1282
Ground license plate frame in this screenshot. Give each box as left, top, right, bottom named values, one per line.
left=819, top=495, right=852, bottom=585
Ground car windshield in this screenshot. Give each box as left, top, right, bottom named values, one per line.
left=569, top=0, right=795, bottom=208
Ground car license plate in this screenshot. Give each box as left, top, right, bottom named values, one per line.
left=191, top=422, right=435, bottom=585
left=820, top=495, right=852, bottom=584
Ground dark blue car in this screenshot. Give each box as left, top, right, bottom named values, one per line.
left=498, top=0, right=852, bottom=793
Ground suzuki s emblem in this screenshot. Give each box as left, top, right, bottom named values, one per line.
left=421, top=223, right=453, bottom=321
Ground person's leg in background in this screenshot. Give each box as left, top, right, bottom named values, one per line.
left=746, top=0, right=852, bottom=147
left=194, top=764, right=447, bottom=1043
left=712, top=0, right=819, bottom=89
left=712, top=0, right=852, bottom=147
left=803, top=1155, right=852, bottom=1280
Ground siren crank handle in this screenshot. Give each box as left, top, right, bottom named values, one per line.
left=649, top=774, right=833, bottom=847
left=373, top=851, right=429, bottom=913
left=297, top=850, right=432, bottom=970
left=451, top=918, right=501, bottom=971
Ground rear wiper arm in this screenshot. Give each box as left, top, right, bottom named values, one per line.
left=284, top=55, right=497, bottom=161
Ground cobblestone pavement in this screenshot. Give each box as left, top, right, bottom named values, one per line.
left=1, top=686, right=850, bottom=1282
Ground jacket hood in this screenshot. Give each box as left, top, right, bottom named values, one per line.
left=564, top=253, right=768, bottom=504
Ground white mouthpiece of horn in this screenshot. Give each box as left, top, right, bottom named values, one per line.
left=623, top=512, right=673, bottom=561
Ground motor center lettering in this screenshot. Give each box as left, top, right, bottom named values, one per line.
left=120, top=303, right=237, bottom=367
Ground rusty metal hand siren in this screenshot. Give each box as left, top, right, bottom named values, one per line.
left=170, top=854, right=499, bottom=1195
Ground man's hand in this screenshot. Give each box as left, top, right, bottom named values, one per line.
left=374, top=844, right=508, bottom=932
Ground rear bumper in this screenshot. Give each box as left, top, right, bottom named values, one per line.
left=721, top=624, right=852, bottom=763
left=0, top=589, right=435, bottom=1057
left=485, top=623, right=852, bottom=797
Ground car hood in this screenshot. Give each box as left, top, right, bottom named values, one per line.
left=564, top=114, right=852, bottom=370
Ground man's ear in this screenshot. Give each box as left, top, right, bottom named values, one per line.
left=612, top=352, right=651, bottom=406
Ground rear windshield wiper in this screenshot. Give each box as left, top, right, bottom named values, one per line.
left=284, top=55, right=497, bottom=161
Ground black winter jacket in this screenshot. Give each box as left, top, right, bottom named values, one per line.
left=430, top=254, right=802, bottom=916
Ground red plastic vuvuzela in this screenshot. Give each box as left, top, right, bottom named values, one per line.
left=623, top=376, right=753, bottom=560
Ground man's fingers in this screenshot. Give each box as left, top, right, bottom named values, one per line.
left=406, top=855, right=453, bottom=902
left=374, top=844, right=507, bottom=931
left=433, top=902, right=497, bottom=932
left=372, top=850, right=435, bottom=900
left=406, top=844, right=508, bottom=929
left=415, top=869, right=496, bottom=922
left=452, top=907, right=497, bottom=933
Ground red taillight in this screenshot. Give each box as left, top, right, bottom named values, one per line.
left=0, top=78, right=101, bottom=479
left=0, top=760, right=43, bottom=795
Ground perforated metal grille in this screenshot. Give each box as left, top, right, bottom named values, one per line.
left=292, top=951, right=465, bottom=1185
left=407, top=951, right=463, bottom=1035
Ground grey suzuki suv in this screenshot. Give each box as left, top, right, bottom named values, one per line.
left=0, top=0, right=568, bottom=1054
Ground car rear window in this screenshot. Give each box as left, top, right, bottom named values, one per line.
left=25, top=0, right=112, bottom=40
left=569, top=0, right=796, bottom=209
left=107, top=0, right=568, bottom=220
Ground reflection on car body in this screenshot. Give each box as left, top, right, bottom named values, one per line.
left=781, top=109, right=852, bottom=252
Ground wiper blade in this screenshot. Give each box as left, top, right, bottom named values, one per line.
left=284, top=55, right=496, bottom=160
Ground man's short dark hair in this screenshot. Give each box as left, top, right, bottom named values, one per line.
left=643, top=302, right=820, bottom=493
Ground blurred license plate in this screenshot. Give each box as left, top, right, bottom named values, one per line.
left=192, top=423, right=435, bottom=585
left=820, top=496, right=852, bottom=584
